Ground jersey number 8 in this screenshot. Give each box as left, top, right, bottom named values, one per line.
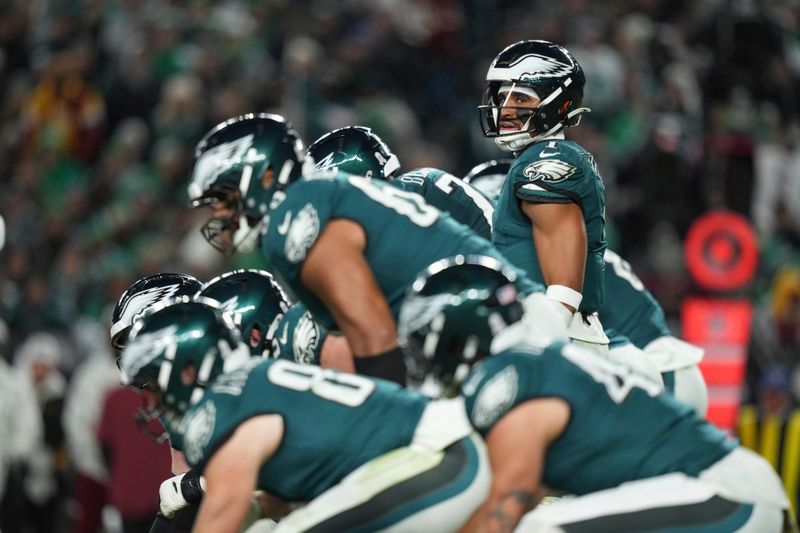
left=267, top=360, right=376, bottom=407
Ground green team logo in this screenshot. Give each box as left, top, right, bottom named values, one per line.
left=285, top=204, right=320, bottom=263
left=470, top=365, right=518, bottom=430
left=182, top=401, right=217, bottom=465
left=523, top=160, right=576, bottom=183
left=293, top=312, right=320, bottom=364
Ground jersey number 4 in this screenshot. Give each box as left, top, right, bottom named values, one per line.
left=560, top=344, right=662, bottom=404
left=267, top=359, right=376, bottom=407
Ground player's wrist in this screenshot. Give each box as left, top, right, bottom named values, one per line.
left=354, top=346, right=406, bottom=386
left=545, top=284, right=582, bottom=328
left=545, top=284, right=583, bottom=312
left=180, top=469, right=205, bottom=503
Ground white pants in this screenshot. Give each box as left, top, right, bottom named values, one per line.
left=517, top=447, right=788, bottom=532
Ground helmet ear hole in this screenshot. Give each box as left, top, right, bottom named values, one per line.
left=180, top=362, right=197, bottom=386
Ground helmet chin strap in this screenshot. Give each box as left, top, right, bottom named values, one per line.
left=494, top=124, right=566, bottom=152
left=233, top=216, right=265, bottom=254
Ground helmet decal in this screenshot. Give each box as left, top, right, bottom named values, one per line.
left=189, top=134, right=255, bottom=200
left=115, top=285, right=184, bottom=334
left=120, top=324, right=179, bottom=386
left=512, top=53, right=574, bottom=79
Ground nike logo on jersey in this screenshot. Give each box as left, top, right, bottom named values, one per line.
left=279, top=322, right=289, bottom=345
left=276, top=211, right=292, bottom=235
left=539, top=151, right=559, bottom=158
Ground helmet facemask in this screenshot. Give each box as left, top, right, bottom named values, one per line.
left=193, top=182, right=264, bottom=256
left=188, top=113, right=313, bottom=256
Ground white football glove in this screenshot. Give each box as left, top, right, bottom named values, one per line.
left=158, top=471, right=206, bottom=519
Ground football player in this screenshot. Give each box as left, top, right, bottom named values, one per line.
left=479, top=40, right=608, bottom=351
left=187, top=113, right=561, bottom=386
left=458, top=162, right=708, bottom=413
left=398, top=257, right=789, bottom=532
left=307, top=126, right=495, bottom=240
left=109, top=273, right=204, bottom=533
left=199, top=268, right=354, bottom=372
left=119, top=299, right=490, bottom=532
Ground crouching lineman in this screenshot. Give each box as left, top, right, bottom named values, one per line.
left=119, top=298, right=490, bottom=532
left=110, top=272, right=204, bottom=533
left=398, top=256, right=790, bottom=532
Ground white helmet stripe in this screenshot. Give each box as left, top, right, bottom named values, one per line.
left=239, top=162, right=253, bottom=196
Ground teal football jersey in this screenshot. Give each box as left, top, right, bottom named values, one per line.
left=262, top=174, right=543, bottom=330
left=272, top=302, right=326, bottom=365
left=461, top=342, right=734, bottom=495
left=182, top=358, right=428, bottom=501
left=493, top=139, right=606, bottom=312
left=600, top=250, right=671, bottom=348
left=391, top=168, right=495, bottom=240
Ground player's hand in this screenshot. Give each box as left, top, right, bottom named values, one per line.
left=158, top=470, right=206, bottom=519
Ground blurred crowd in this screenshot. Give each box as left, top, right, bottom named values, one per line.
left=1, top=0, right=800, bottom=530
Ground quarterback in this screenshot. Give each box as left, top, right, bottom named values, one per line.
left=480, top=40, right=608, bottom=351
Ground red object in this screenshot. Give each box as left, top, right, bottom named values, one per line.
left=684, top=210, right=758, bottom=292
left=97, top=386, right=172, bottom=520
left=682, top=297, right=753, bottom=433
left=71, top=473, right=107, bottom=533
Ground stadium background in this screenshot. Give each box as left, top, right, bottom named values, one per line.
left=0, top=0, right=799, bottom=530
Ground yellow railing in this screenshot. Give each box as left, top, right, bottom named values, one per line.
left=737, top=404, right=800, bottom=516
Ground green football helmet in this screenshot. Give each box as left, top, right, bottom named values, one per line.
left=306, top=126, right=400, bottom=180
left=398, top=255, right=526, bottom=388
left=110, top=273, right=203, bottom=350
left=195, top=269, right=289, bottom=358
left=119, top=297, right=251, bottom=436
left=479, top=40, right=590, bottom=152
left=462, top=159, right=512, bottom=202
left=188, top=113, right=314, bottom=255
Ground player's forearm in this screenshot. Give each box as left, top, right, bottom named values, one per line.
left=338, top=315, right=397, bottom=355
left=533, top=229, right=586, bottom=294
left=460, top=487, right=542, bottom=533
left=193, top=487, right=256, bottom=533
